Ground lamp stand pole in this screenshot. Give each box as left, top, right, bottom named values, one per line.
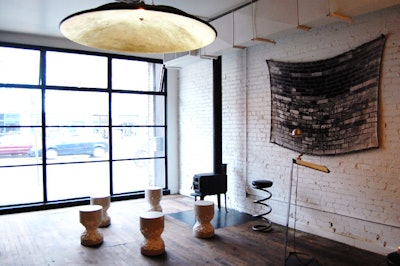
left=283, top=159, right=295, bottom=265
left=284, top=156, right=329, bottom=265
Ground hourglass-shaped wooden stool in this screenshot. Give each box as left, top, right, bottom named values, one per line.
left=145, top=187, right=163, bottom=212
left=90, top=194, right=111, bottom=227
left=193, top=200, right=215, bottom=238
left=140, top=211, right=165, bottom=256
left=79, top=205, right=104, bottom=246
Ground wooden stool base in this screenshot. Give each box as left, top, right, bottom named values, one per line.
left=79, top=205, right=104, bottom=247
left=145, top=187, right=163, bottom=212
left=90, top=194, right=111, bottom=227
left=140, top=211, right=165, bottom=256
left=193, top=201, right=215, bottom=238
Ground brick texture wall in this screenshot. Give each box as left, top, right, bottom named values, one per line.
left=178, top=59, right=214, bottom=195
left=178, top=6, right=400, bottom=255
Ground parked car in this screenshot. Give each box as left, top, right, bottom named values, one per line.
left=0, top=135, right=33, bottom=156
left=29, top=136, right=109, bottom=159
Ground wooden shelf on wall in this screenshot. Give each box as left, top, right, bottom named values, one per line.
left=251, top=37, right=276, bottom=44
left=329, top=12, right=353, bottom=23
left=297, top=25, right=312, bottom=31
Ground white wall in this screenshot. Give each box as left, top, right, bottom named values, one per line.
left=177, top=59, right=215, bottom=195
left=166, top=69, right=179, bottom=194
left=178, top=6, right=400, bottom=255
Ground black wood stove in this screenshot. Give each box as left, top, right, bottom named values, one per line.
left=191, top=164, right=227, bottom=210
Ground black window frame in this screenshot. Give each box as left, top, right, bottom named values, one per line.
left=0, top=41, right=169, bottom=214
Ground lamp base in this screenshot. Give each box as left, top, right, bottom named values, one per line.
left=285, top=252, right=320, bottom=266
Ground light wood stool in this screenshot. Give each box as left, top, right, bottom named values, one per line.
left=79, top=205, right=103, bottom=246
left=90, top=194, right=111, bottom=227
left=140, top=211, right=165, bottom=256
left=193, top=200, right=214, bottom=238
left=145, top=187, right=163, bottom=212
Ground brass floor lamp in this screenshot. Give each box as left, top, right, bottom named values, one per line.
left=284, top=129, right=330, bottom=266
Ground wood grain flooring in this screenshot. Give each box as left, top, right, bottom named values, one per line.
left=0, top=195, right=386, bottom=266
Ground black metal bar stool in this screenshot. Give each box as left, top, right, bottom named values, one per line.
left=252, top=180, right=273, bottom=232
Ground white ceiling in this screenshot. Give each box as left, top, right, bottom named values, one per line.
left=1, top=0, right=400, bottom=39
left=0, top=0, right=399, bottom=59
left=0, top=0, right=250, bottom=38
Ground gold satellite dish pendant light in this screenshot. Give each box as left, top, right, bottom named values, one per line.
left=60, top=1, right=217, bottom=54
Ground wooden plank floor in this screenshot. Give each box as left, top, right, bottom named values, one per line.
left=0, top=195, right=386, bottom=266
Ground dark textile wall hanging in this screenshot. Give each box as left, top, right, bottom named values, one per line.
left=267, top=35, right=386, bottom=155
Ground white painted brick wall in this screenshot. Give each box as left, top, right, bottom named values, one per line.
left=178, top=59, right=214, bottom=195
left=178, top=6, right=400, bottom=255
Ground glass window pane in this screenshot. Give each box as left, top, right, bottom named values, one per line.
left=153, top=158, right=165, bottom=188
left=0, top=128, right=42, bottom=166
left=45, top=90, right=108, bottom=126
left=112, top=158, right=165, bottom=194
left=46, top=52, right=107, bottom=88
left=47, top=162, right=109, bottom=201
left=112, top=127, right=164, bottom=160
left=112, top=59, right=163, bottom=92
left=0, top=47, right=40, bottom=85
left=0, top=165, right=43, bottom=206
left=0, top=87, right=42, bottom=126
left=112, top=59, right=148, bottom=91
left=112, top=93, right=164, bottom=125
left=30, top=127, right=109, bottom=163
